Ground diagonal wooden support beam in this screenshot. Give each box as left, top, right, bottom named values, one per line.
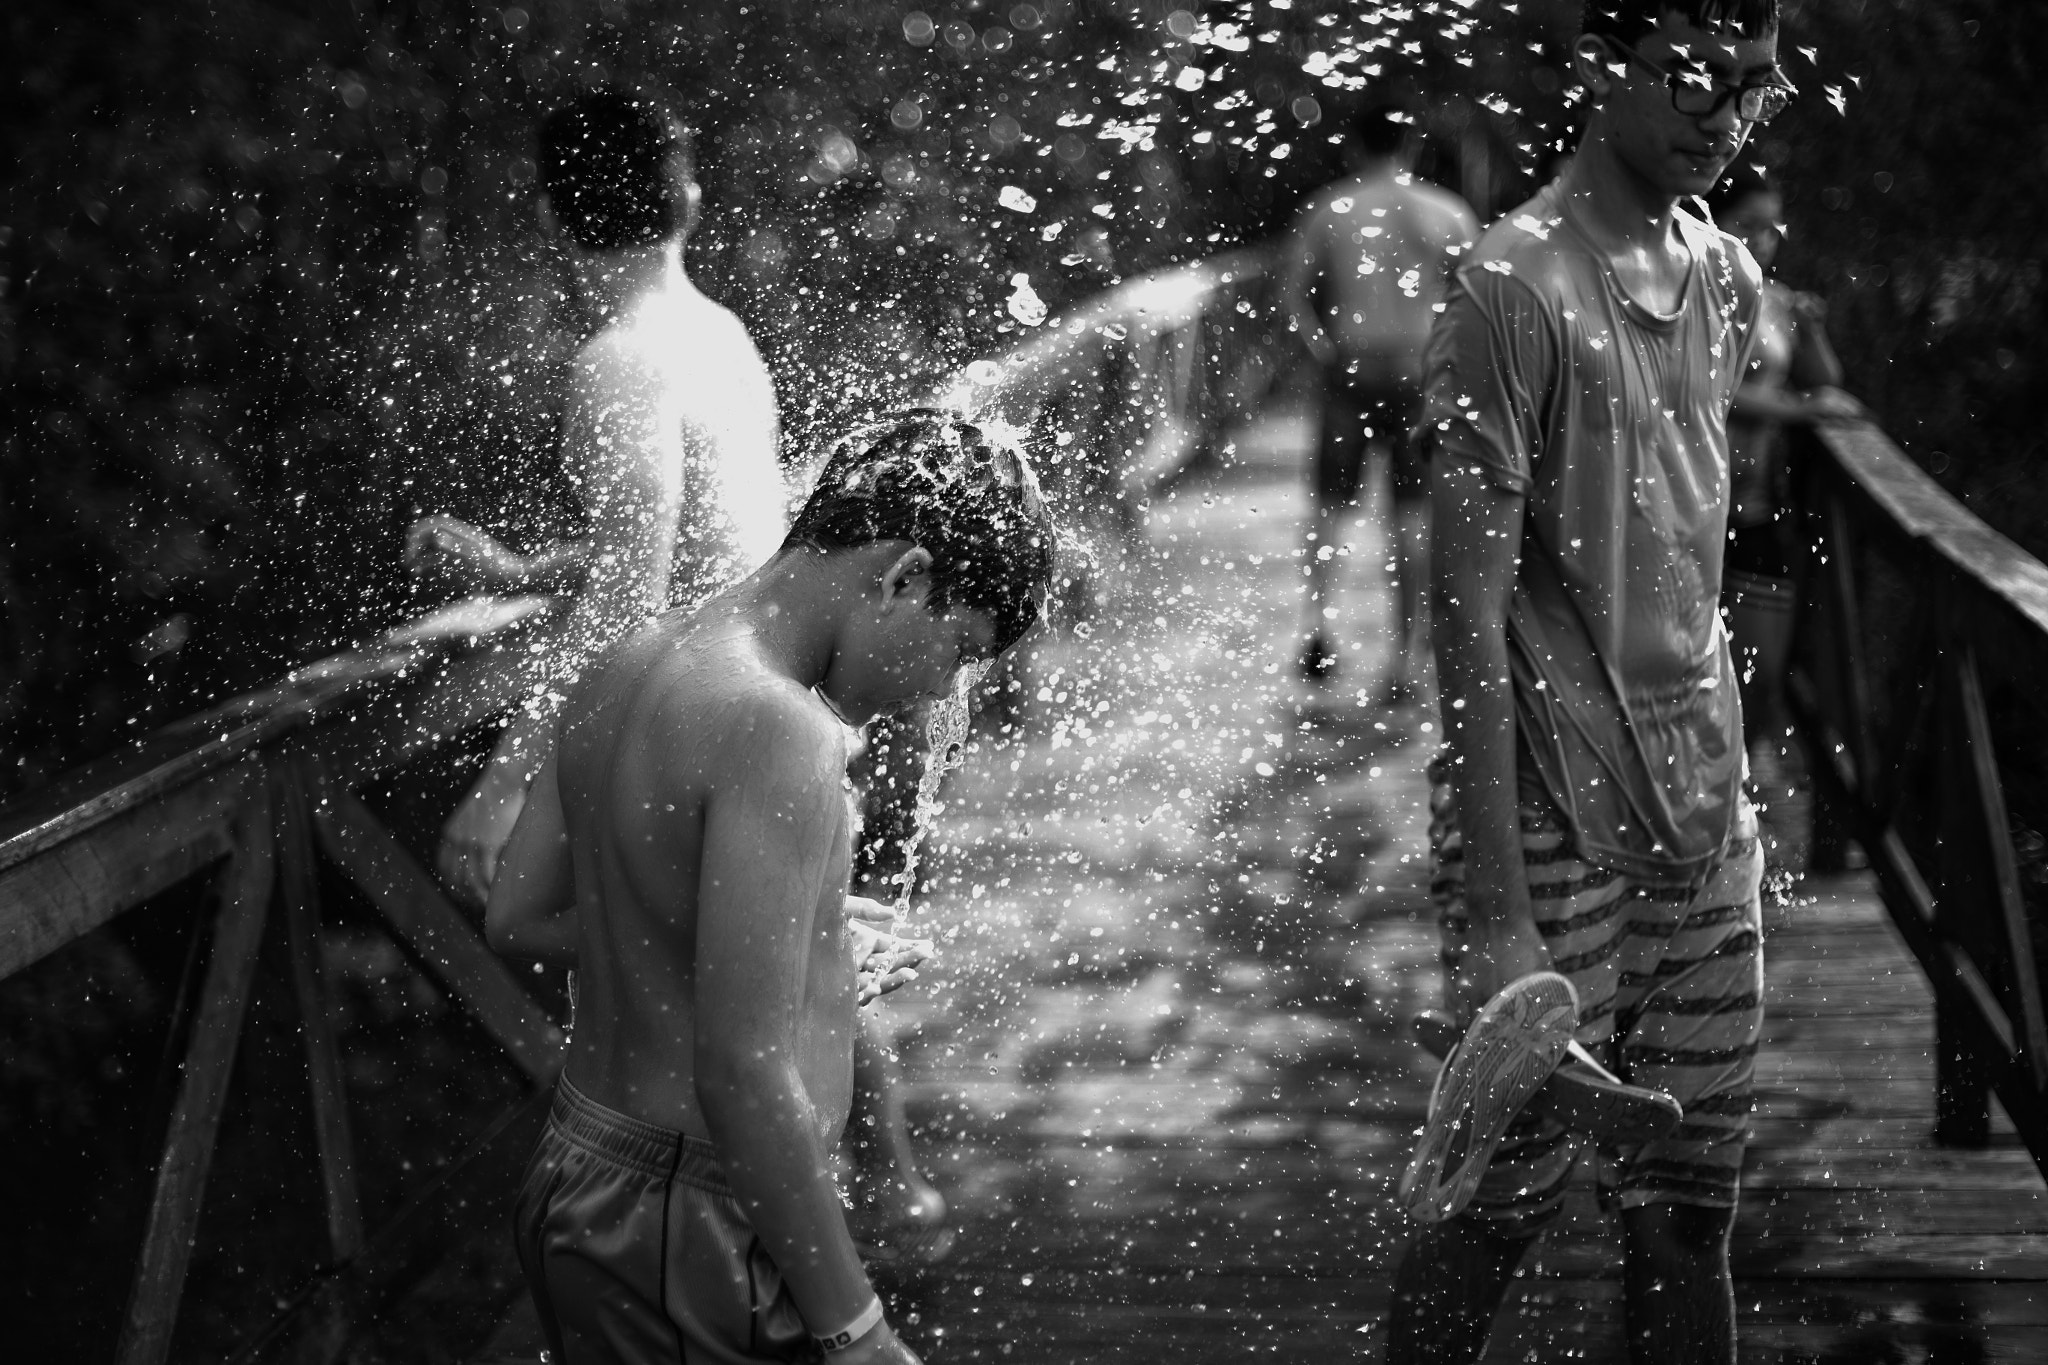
left=117, top=779, right=276, bottom=1365
left=308, top=776, right=563, bottom=1083
left=274, top=761, right=365, bottom=1264
left=1951, top=640, right=2048, bottom=1091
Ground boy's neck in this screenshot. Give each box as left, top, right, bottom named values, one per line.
left=1350, top=154, right=1410, bottom=183
left=576, top=238, right=687, bottom=319
left=733, top=547, right=863, bottom=697
left=1556, top=124, right=1680, bottom=255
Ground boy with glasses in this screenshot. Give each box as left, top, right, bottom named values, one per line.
left=1386, top=3, right=1792, bottom=1362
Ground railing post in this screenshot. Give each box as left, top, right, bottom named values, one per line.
left=275, top=759, right=365, bottom=1264
left=1934, top=621, right=1995, bottom=1147
left=1936, top=991, right=1994, bottom=1148
left=116, top=766, right=276, bottom=1365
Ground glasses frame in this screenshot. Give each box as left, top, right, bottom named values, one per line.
left=1606, top=37, right=1799, bottom=125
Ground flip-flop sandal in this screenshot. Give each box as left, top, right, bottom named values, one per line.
left=1398, top=972, right=1580, bottom=1225
left=1412, top=1011, right=1683, bottom=1145
left=849, top=1218, right=959, bottom=1270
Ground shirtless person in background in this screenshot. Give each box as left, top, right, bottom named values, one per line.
left=413, top=86, right=955, bottom=1273
left=485, top=412, right=1055, bottom=1364
left=1279, top=99, right=1477, bottom=697
left=407, top=85, right=784, bottom=905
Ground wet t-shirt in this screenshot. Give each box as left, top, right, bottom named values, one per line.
left=1418, top=184, right=1763, bottom=884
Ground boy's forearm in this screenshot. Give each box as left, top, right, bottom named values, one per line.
left=1729, top=382, right=1821, bottom=424
left=515, top=540, right=593, bottom=593
left=488, top=913, right=578, bottom=966
left=698, top=1059, right=875, bottom=1333
left=1433, top=606, right=1532, bottom=930
left=1428, top=456, right=1536, bottom=935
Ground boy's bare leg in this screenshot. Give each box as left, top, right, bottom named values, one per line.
left=1387, top=496, right=1430, bottom=703
left=1385, top=1216, right=1536, bottom=1365
left=1728, top=588, right=1795, bottom=750
left=1302, top=501, right=1343, bottom=642
left=1300, top=394, right=1370, bottom=679
left=1621, top=1204, right=1736, bottom=1365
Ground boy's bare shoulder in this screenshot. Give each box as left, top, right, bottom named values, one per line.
left=637, top=634, right=847, bottom=792
left=566, top=321, right=666, bottom=410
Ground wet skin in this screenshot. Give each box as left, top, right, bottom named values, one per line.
left=411, top=232, right=783, bottom=907
left=1280, top=159, right=1479, bottom=377
left=1557, top=15, right=1779, bottom=315
left=487, top=542, right=993, bottom=1361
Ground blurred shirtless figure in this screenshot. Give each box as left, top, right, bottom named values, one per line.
left=1707, top=162, right=1860, bottom=762
left=1279, top=99, right=1477, bottom=697
left=411, top=86, right=955, bottom=1272
left=407, top=86, right=783, bottom=904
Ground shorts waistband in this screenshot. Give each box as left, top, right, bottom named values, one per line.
left=548, top=1073, right=732, bottom=1194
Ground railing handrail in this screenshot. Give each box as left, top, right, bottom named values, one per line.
left=1813, top=415, right=2048, bottom=637
left=1791, top=411, right=2048, bottom=1176
left=0, top=594, right=561, bottom=878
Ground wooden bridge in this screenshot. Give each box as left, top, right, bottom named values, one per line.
left=4, top=262, right=2046, bottom=1362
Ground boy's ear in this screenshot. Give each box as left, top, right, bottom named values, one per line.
left=877, top=546, right=936, bottom=610
left=1573, top=34, right=1622, bottom=102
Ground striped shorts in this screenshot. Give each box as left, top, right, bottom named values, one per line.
left=1427, top=756, right=1764, bottom=1235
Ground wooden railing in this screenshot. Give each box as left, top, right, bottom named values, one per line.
left=1787, top=416, right=2048, bottom=1170
left=946, top=248, right=1284, bottom=524
left=0, top=595, right=580, bottom=1365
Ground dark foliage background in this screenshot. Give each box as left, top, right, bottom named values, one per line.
left=1, top=0, right=1578, bottom=801
left=3, top=0, right=2040, bottom=799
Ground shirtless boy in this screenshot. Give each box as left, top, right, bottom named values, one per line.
left=486, top=411, right=1054, bottom=1364
left=1278, top=99, right=1477, bottom=694
left=407, top=86, right=784, bottom=906
left=1388, top=3, right=1792, bottom=1362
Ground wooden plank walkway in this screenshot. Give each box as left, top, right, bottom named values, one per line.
left=471, top=441, right=2048, bottom=1363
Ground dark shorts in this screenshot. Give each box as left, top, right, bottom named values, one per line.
left=1725, top=516, right=1797, bottom=581
left=514, top=1075, right=820, bottom=1364
left=1314, top=361, right=1425, bottom=509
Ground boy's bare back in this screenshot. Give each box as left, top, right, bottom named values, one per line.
left=553, top=606, right=859, bottom=1145
left=1304, top=170, right=1477, bottom=365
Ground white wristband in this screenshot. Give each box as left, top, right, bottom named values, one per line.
left=814, top=1296, right=885, bottom=1354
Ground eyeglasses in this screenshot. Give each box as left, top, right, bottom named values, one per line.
left=1608, top=38, right=1798, bottom=124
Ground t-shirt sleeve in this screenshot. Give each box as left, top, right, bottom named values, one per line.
left=1415, top=266, right=1555, bottom=495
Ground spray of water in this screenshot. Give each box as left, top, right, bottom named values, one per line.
left=894, top=657, right=996, bottom=921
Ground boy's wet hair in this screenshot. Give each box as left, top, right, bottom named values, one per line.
left=786, top=408, right=1056, bottom=654
left=539, top=86, right=695, bottom=252
left=1582, top=0, right=1779, bottom=42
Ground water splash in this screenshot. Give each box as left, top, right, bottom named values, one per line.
left=895, top=657, right=996, bottom=919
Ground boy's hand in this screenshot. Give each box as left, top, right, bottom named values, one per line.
left=837, top=1319, right=923, bottom=1365
left=1803, top=386, right=1866, bottom=422
left=1445, top=912, right=1550, bottom=1029
left=845, top=897, right=934, bottom=1005
left=439, top=777, right=528, bottom=908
